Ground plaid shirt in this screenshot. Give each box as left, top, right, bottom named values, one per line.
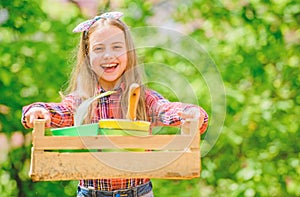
left=22, top=87, right=208, bottom=191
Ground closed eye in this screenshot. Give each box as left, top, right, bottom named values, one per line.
left=92, top=44, right=105, bottom=52
left=113, top=45, right=123, bottom=49
left=94, top=47, right=104, bottom=51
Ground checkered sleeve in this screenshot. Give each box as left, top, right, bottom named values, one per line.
left=21, top=94, right=77, bottom=128
left=145, top=89, right=209, bottom=134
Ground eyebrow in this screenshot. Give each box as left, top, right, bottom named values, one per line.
left=91, top=41, right=125, bottom=46
left=112, top=41, right=125, bottom=45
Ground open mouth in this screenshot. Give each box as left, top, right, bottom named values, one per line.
left=101, top=63, right=118, bottom=72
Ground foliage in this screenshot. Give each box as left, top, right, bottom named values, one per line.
left=0, top=0, right=299, bottom=196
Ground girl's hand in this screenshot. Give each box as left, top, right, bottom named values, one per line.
left=23, top=107, right=51, bottom=128
left=178, top=107, right=205, bottom=134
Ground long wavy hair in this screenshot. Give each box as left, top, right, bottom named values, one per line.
left=66, top=17, right=147, bottom=122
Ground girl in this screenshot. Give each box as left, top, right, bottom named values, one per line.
left=21, top=12, right=208, bottom=197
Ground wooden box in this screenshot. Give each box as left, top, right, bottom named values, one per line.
left=29, top=119, right=201, bottom=181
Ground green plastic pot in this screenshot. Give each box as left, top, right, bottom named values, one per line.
left=50, top=123, right=99, bottom=152
left=51, top=123, right=99, bottom=136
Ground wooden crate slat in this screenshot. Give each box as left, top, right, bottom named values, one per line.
left=30, top=150, right=200, bottom=181
left=33, top=135, right=198, bottom=150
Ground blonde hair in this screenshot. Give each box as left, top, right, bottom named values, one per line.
left=66, top=17, right=147, bottom=122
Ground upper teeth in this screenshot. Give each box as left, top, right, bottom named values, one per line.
left=102, top=64, right=117, bottom=68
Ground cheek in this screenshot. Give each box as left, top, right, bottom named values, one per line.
left=89, top=53, right=100, bottom=68
left=119, top=53, right=128, bottom=65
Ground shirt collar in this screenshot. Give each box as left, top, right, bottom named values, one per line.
left=97, top=83, right=124, bottom=94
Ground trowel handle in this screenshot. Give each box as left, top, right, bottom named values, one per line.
left=126, top=83, right=140, bottom=121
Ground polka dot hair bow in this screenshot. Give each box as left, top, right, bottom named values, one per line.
left=72, top=11, right=124, bottom=33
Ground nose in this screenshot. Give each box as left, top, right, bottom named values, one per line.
left=103, top=49, right=114, bottom=60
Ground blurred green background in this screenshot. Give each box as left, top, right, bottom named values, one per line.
left=0, top=0, right=299, bottom=196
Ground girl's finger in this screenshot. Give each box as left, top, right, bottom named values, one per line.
left=29, top=112, right=39, bottom=125
left=42, top=111, right=51, bottom=127
left=27, top=108, right=50, bottom=127
left=178, top=109, right=200, bottom=120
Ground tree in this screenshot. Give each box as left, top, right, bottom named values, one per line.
left=0, top=0, right=299, bottom=196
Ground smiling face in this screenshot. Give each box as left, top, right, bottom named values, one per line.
left=89, top=25, right=127, bottom=90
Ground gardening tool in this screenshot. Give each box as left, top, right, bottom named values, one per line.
left=99, top=83, right=150, bottom=133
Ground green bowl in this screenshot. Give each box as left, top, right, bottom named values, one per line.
left=51, top=123, right=99, bottom=136
left=50, top=123, right=99, bottom=152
